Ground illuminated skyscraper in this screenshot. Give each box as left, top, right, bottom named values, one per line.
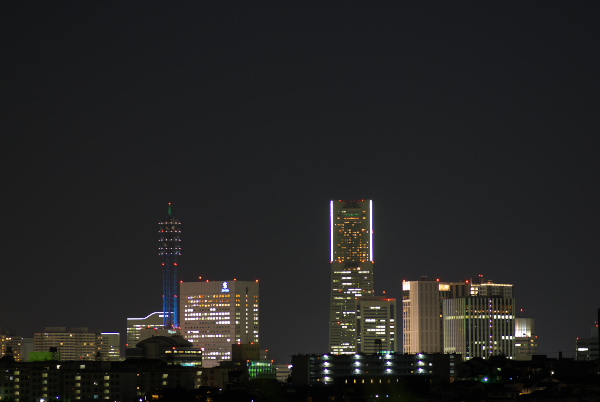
left=180, top=280, right=260, bottom=368
left=329, top=199, right=374, bottom=354
left=158, top=203, right=182, bottom=329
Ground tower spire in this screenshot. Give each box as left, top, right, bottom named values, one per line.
left=158, top=204, right=181, bottom=329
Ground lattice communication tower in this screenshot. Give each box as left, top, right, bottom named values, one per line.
left=158, top=203, right=181, bottom=328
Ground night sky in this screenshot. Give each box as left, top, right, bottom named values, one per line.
left=2, top=2, right=599, bottom=364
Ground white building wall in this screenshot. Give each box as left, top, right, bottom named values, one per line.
left=357, top=297, right=397, bottom=353
left=180, top=280, right=259, bottom=368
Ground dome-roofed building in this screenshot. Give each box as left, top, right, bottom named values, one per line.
left=126, top=335, right=202, bottom=366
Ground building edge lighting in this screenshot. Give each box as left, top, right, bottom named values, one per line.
left=370, top=199, right=373, bottom=262
left=330, top=200, right=334, bottom=262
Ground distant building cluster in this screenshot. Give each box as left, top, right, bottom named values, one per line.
left=403, top=276, right=527, bottom=360
left=1, top=201, right=598, bottom=401
left=329, top=200, right=543, bottom=363
left=1, top=328, right=119, bottom=363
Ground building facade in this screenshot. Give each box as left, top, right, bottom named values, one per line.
left=291, top=352, right=461, bottom=386
left=575, top=324, right=599, bottom=361
left=0, top=333, right=33, bottom=362
left=180, top=280, right=259, bottom=368
left=443, top=281, right=516, bottom=359
left=0, top=359, right=201, bottom=402
left=126, top=311, right=169, bottom=348
left=402, top=278, right=469, bottom=354
left=33, top=327, right=119, bottom=361
left=329, top=199, right=375, bottom=354
left=126, top=335, right=202, bottom=366
left=514, top=317, right=538, bottom=361
left=99, top=333, right=121, bottom=361
left=356, top=297, right=397, bottom=353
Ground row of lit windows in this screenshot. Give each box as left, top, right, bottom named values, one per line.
left=184, top=303, right=231, bottom=308
left=188, top=294, right=257, bottom=299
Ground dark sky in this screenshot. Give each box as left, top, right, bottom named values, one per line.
left=1, top=2, right=599, bottom=364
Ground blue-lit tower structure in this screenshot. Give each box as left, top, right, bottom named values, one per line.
left=158, top=203, right=181, bottom=329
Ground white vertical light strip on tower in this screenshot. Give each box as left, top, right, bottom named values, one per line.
left=370, top=199, right=373, bottom=261
left=330, top=200, right=334, bottom=262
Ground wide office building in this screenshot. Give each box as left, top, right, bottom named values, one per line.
left=33, top=327, right=119, bottom=361
left=329, top=199, right=375, bottom=354
left=0, top=360, right=201, bottom=402
left=126, top=311, right=172, bottom=348
left=291, top=352, right=462, bottom=386
left=402, top=278, right=469, bottom=354
left=443, top=280, right=516, bottom=359
left=180, top=280, right=259, bottom=368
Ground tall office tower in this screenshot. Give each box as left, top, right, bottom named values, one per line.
left=329, top=199, right=375, bottom=354
left=356, top=296, right=397, bottom=353
left=443, top=279, right=516, bottom=359
left=514, top=317, right=538, bottom=360
left=402, top=278, right=469, bottom=353
left=158, top=203, right=182, bottom=329
left=180, top=280, right=260, bottom=368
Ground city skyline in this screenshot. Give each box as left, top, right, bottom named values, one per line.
left=2, top=2, right=599, bottom=365
left=2, top=199, right=596, bottom=364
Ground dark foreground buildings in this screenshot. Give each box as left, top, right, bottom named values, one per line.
left=0, top=357, right=201, bottom=402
